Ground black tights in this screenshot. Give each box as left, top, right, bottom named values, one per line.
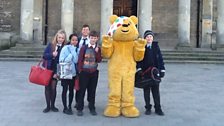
left=45, top=79, right=57, bottom=108
left=61, top=79, right=74, bottom=109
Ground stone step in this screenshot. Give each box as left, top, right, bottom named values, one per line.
left=162, top=50, right=224, bottom=54
left=0, top=54, right=42, bottom=58
left=163, top=47, right=222, bottom=51
left=163, top=52, right=224, bottom=57
left=0, top=57, right=41, bottom=62
left=164, top=60, right=224, bottom=64
left=15, top=42, right=46, bottom=47
left=0, top=50, right=43, bottom=55
left=10, top=46, right=46, bottom=51
left=163, top=55, right=224, bottom=61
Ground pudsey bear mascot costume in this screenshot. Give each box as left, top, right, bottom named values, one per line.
left=102, top=15, right=146, bottom=118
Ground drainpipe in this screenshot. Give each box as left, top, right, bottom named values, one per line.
left=196, top=0, right=201, bottom=48
left=44, top=0, right=48, bottom=45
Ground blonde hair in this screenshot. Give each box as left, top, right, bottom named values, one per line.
left=51, top=29, right=67, bottom=51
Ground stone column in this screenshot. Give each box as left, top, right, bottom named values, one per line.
left=100, top=0, right=113, bottom=38
left=138, top=0, right=152, bottom=38
left=201, top=0, right=213, bottom=48
left=216, top=0, right=224, bottom=50
left=33, top=0, right=43, bottom=42
left=176, top=0, right=191, bottom=50
left=61, top=0, right=74, bottom=39
left=20, top=0, right=34, bottom=41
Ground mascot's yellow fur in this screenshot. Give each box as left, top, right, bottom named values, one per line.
left=102, top=15, right=146, bottom=118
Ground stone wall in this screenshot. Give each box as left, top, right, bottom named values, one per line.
left=73, top=0, right=101, bottom=34
left=0, top=0, right=20, bottom=50
left=0, top=0, right=20, bottom=33
left=152, top=0, right=198, bottom=48
left=48, top=0, right=101, bottom=39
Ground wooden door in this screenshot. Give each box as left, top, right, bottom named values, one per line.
left=113, top=0, right=137, bottom=17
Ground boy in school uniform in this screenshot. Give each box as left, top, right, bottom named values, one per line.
left=76, top=31, right=102, bottom=116
left=137, top=30, right=165, bottom=116
left=74, top=24, right=91, bottom=108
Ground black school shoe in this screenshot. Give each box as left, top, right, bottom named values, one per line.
left=90, top=109, right=97, bottom=116
left=43, top=107, right=50, bottom=113
left=77, top=110, right=83, bottom=116
left=51, top=106, right=59, bottom=112
left=63, top=108, right=73, bottom=115
left=155, top=109, right=164, bottom=116
left=145, top=109, right=151, bottom=115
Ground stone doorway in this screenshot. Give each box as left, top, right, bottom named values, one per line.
left=113, top=0, right=137, bottom=16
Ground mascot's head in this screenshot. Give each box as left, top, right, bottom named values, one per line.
left=107, top=15, right=139, bottom=41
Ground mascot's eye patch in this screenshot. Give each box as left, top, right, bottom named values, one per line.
left=117, top=23, right=122, bottom=27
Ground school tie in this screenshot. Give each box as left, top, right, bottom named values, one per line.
left=83, top=38, right=87, bottom=45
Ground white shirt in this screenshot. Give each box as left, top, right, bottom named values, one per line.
left=146, top=43, right=152, bottom=48
left=55, top=43, right=62, bottom=51
left=78, top=36, right=90, bottom=48
left=87, top=43, right=96, bottom=48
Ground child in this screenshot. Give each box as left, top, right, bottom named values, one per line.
left=59, top=33, right=79, bottom=115
left=136, top=30, right=165, bottom=116
left=74, top=24, right=91, bottom=108
left=42, top=29, right=67, bottom=113
left=76, top=30, right=102, bottom=116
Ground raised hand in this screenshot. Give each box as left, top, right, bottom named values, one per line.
left=102, top=35, right=112, bottom=47
left=135, top=38, right=147, bottom=48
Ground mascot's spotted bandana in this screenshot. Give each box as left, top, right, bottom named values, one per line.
left=107, top=16, right=129, bottom=36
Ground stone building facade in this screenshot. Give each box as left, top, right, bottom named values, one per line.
left=0, top=0, right=224, bottom=50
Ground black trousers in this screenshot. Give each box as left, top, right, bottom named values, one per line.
left=77, top=70, right=99, bottom=111
left=143, top=83, right=161, bottom=110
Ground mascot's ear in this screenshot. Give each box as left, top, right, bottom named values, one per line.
left=130, top=15, right=138, bottom=25
left=110, top=15, right=118, bottom=24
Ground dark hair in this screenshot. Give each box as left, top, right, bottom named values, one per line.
left=89, top=30, right=99, bottom=37
left=69, top=33, right=78, bottom=40
left=82, top=24, right=90, bottom=29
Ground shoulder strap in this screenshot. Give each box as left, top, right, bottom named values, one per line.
left=142, top=67, right=153, bottom=76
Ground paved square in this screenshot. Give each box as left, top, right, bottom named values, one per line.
left=0, top=61, right=224, bottom=126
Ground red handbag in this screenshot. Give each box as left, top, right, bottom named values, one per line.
left=74, top=75, right=80, bottom=91
left=29, top=60, right=53, bottom=86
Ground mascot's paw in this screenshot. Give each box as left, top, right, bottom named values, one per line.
left=104, top=106, right=121, bottom=117
left=121, top=106, right=140, bottom=118
left=102, top=35, right=110, bottom=41
left=102, top=35, right=112, bottom=47
left=136, top=38, right=147, bottom=47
